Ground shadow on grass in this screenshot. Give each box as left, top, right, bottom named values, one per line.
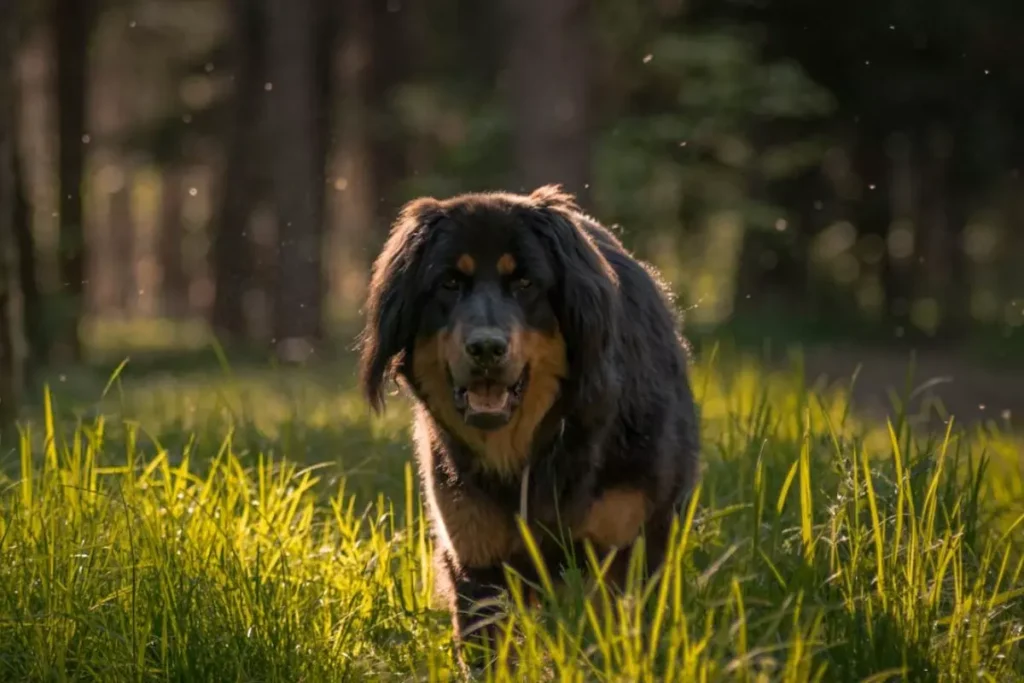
left=6, top=345, right=417, bottom=505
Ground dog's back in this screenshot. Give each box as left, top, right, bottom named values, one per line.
left=574, top=210, right=701, bottom=515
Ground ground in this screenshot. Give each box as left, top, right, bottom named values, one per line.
left=0, top=337, right=1022, bottom=681
left=800, top=344, right=1024, bottom=432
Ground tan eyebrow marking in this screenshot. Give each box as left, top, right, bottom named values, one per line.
left=497, top=253, right=516, bottom=275
left=456, top=254, right=476, bottom=275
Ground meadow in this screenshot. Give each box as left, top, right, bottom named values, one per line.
left=0, top=340, right=1022, bottom=682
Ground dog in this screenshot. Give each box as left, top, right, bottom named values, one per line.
left=358, top=185, right=700, bottom=661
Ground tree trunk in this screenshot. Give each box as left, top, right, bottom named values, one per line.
left=12, top=108, right=47, bottom=369
left=211, top=0, right=264, bottom=343
left=880, top=132, right=914, bottom=334
left=367, top=0, right=410, bottom=231
left=313, top=0, right=335, bottom=236
left=326, top=0, right=374, bottom=316
left=159, top=167, right=188, bottom=318
left=0, top=5, right=20, bottom=430
left=266, top=0, right=323, bottom=359
left=915, top=126, right=967, bottom=340
left=54, top=0, right=95, bottom=362
left=308, top=0, right=335, bottom=319
left=109, top=166, right=136, bottom=317
left=502, top=0, right=591, bottom=201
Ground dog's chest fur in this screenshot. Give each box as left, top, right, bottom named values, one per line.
left=415, top=415, right=566, bottom=556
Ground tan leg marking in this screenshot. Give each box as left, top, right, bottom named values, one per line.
left=577, top=488, right=652, bottom=549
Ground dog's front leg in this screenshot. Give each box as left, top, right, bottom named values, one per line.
left=435, top=545, right=511, bottom=674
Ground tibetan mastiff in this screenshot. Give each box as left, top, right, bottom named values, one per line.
left=358, top=185, right=700, bottom=658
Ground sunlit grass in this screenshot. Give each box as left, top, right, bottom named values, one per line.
left=1, top=349, right=1022, bottom=681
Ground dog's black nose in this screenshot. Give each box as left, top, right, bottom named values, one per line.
left=465, top=330, right=509, bottom=366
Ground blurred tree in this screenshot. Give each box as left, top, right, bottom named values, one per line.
left=266, top=0, right=324, bottom=357
left=12, top=100, right=46, bottom=371
left=0, top=0, right=19, bottom=429
left=387, top=0, right=508, bottom=201
left=59, top=0, right=1024, bottom=349
left=701, top=0, right=1024, bottom=338
left=502, top=0, right=591, bottom=200
left=312, top=0, right=336, bottom=263
left=53, top=0, right=96, bottom=361
left=366, top=0, right=413, bottom=228
left=106, top=1, right=230, bottom=325
left=110, top=165, right=136, bottom=316
left=158, top=167, right=188, bottom=318
left=586, top=1, right=832, bottom=330
left=211, top=0, right=264, bottom=343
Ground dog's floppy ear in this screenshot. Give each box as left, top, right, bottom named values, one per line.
left=527, top=185, right=621, bottom=422
left=359, top=197, right=443, bottom=412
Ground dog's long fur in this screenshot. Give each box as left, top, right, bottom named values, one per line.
left=359, top=185, right=700, bottom=659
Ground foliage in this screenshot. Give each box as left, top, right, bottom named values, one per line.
left=1, top=351, right=1022, bottom=681
left=590, top=18, right=833, bottom=236
left=92, top=0, right=1024, bottom=344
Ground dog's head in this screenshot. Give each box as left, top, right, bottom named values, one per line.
left=359, top=185, right=620, bottom=442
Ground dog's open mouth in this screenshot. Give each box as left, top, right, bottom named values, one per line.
left=452, top=367, right=529, bottom=429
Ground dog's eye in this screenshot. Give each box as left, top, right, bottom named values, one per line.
left=511, top=278, right=532, bottom=294
left=441, top=275, right=462, bottom=291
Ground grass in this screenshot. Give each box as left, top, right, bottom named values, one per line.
left=0, top=346, right=1022, bottom=681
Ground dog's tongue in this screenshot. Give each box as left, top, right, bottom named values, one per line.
left=465, top=384, right=510, bottom=413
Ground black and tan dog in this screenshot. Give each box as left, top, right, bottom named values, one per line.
left=358, top=185, right=700, bottom=658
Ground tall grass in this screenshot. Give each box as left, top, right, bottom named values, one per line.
left=0, top=352, right=1022, bottom=681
